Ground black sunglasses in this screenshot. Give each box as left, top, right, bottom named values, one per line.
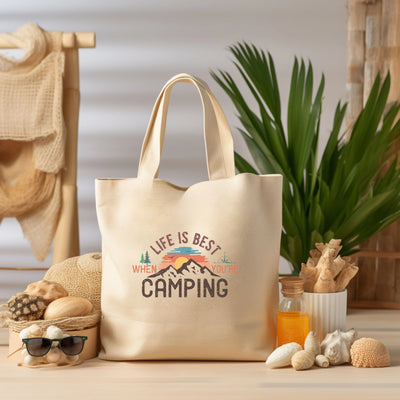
left=22, top=336, right=88, bottom=357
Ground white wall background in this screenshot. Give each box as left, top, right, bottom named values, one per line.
left=0, top=0, right=347, bottom=300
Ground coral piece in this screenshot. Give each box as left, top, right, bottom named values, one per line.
left=314, top=260, right=336, bottom=293
left=8, top=293, right=47, bottom=321
left=321, top=328, right=357, bottom=365
left=315, top=354, right=330, bottom=368
left=315, top=239, right=342, bottom=259
left=291, top=350, right=315, bottom=371
left=299, top=239, right=359, bottom=293
left=335, top=265, right=359, bottom=292
left=266, top=342, right=302, bottom=368
left=299, top=260, right=318, bottom=293
left=44, top=296, right=93, bottom=320
left=350, top=338, right=391, bottom=368
left=25, top=280, right=68, bottom=305
left=304, top=331, right=321, bottom=357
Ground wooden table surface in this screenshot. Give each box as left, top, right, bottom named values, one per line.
left=0, top=309, right=399, bottom=400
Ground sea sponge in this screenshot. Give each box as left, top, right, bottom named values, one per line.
left=350, top=338, right=391, bottom=368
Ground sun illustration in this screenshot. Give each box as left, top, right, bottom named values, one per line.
left=174, top=257, right=189, bottom=269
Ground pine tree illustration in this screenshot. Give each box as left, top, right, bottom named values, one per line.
left=219, top=252, right=232, bottom=263
left=144, top=251, right=151, bottom=264
left=140, top=253, right=144, bottom=263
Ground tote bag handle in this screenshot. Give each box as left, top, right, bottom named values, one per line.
left=138, top=73, right=235, bottom=181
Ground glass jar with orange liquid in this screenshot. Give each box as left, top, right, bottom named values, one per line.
left=277, top=277, right=309, bottom=347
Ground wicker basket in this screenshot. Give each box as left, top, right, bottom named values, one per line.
left=7, top=310, right=101, bottom=333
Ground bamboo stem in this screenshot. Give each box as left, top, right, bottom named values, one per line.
left=348, top=299, right=400, bottom=309
left=0, top=267, right=49, bottom=271
left=357, top=250, right=400, bottom=259
left=364, top=1, right=382, bottom=101
left=0, top=32, right=95, bottom=49
left=0, top=30, right=93, bottom=266
left=346, top=0, right=368, bottom=136
left=52, top=44, right=81, bottom=264
left=382, top=0, right=400, bottom=102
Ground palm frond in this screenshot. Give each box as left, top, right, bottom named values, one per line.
left=212, top=42, right=400, bottom=273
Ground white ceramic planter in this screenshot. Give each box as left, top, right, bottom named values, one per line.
left=303, top=290, right=347, bottom=342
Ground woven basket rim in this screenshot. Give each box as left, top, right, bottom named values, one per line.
left=8, top=309, right=101, bottom=333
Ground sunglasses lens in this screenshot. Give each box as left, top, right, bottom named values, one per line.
left=26, top=338, right=52, bottom=356
left=60, top=336, right=84, bottom=356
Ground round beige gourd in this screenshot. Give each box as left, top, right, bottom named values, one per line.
left=44, top=253, right=102, bottom=310
left=44, top=296, right=93, bottom=320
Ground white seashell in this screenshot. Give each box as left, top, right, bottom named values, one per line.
left=266, top=342, right=302, bottom=368
left=321, top=328, right=357, bottom=365
left=21, top=349, right=27, bottom=356
left=44, top=296, right=93, bottom=320
left=304, top=331, right=321, bottom=356
left=62, top=333, right=70, bottom=338
left=46, top=347, right=62, bottom=363
left=24, top=355, right=39, bottom=366
left=315, top=354, right=329, bottom=368
left=20, top=324, right=43, bottom=341
left=27, top=324, right=42, bottom=337
left=291, top=350, right=315, bottom=371
left=45, top=325, right=64, bottom=340
left=19, top=327, right=31, bottom=340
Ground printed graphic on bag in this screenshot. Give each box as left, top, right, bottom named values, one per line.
left=132, top=231, right=238, bottom=299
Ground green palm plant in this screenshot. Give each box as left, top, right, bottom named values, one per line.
left=211, top=42, right=400, bottom=274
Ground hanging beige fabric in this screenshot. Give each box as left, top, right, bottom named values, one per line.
left=0, top=23, right=65, bottom=261
left=96, top=74, right=282, bottom=361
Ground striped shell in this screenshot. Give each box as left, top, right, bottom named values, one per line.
left=350, top=338, right=390, bottom=368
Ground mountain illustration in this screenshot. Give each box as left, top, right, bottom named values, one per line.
left=148, top=265, right=181, bottom=279
left=149, top=259, right=219, bottom=278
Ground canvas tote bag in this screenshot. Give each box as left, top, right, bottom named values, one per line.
left=96, top=73, right=282, bottom=360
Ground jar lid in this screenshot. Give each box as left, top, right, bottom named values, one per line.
left=279, top=276, right=304, bottom=298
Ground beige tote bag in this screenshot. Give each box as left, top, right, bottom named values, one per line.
left=96, top=73, right=282, bottom=361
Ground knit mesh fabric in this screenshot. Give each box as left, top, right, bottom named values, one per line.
left=0, top=23, right=65, bottom=261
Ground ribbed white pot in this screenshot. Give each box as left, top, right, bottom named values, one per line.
left=303, top=290, right=347, bottom=342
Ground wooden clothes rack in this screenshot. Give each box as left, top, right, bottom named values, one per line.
left=0, top=31, right=95, bottom=271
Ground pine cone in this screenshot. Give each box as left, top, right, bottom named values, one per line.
left=8, top=293, right=47, bottom=321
